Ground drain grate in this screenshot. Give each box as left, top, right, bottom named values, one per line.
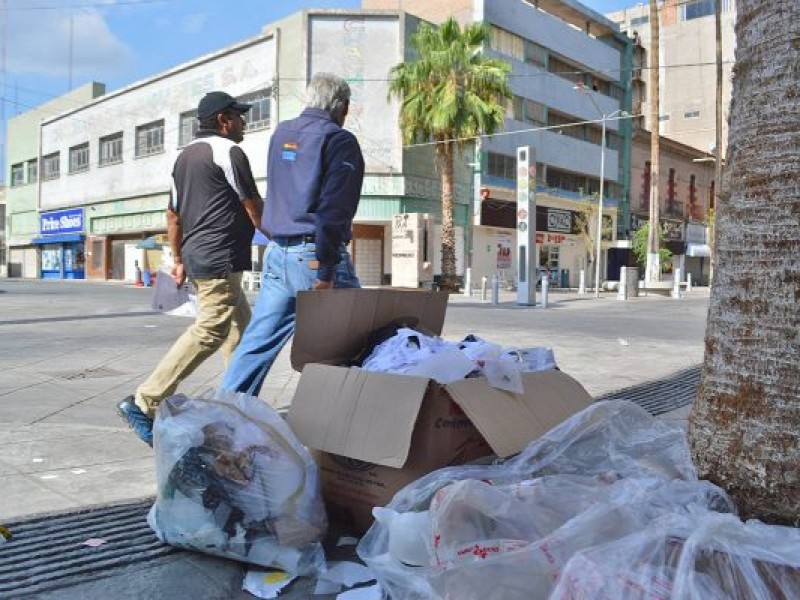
left=48, top=366, right=125, bottom=381
left=594, top=364, right=700, bottom=416
left=0, top=500, right=176, bottom=598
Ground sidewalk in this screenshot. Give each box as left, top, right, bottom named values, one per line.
left=0, top=280, right=710, bottom=598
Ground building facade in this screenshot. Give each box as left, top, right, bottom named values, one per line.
left=607, top=0, right=736, bottom=155
left=5, top=2, right=639, bottom=288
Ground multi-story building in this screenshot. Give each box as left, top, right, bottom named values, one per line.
left=366, top=0, right=636, bottom=286
left=6, top=2, right=639, bottom=288
left=608, top=0, right=736, bottom=155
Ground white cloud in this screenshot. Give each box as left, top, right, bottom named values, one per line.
left=6, top=7, right=134, bottom=79
left=180, top=13, right=208, bottom=34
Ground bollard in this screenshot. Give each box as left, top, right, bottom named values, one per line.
left=541, top=276, right=549, bottom=308
left=578, top=269, right=586, bottom=295
left=686, top=272, right=692, bottom=293
left=672, top=267, right=682, bottom=299
left=491, top=273, right=500, bottom=305
left=617, top=266, right=628, bottom=301
left=481, top=276, right=488, bottom=301
left=464, top=267, right=472, bottom=297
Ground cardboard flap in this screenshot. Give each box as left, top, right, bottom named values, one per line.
left=287, top=364, right=431, bottom=468
left=291, top=288, right=449, bottom=371
left=444, top=370, right=592, bottom=458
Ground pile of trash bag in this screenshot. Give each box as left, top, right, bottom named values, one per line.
left=147, top=391, right=327, bottom=575
left=358, top=400, right=800, bottom=599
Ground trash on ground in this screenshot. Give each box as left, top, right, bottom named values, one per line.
left=318, top=561, right=375, bottom=587
left=148, top=390, right=327, bottom=575
left=335, top=584, right=383, bottom=600
left=336, top=536, right=359, bottom=547
left=242, top=568, right=297, bottom=599
left=0, top=525, right=11, bottom=542
left=313, top=578, right=342, bottom=595
left=82, top=538, right=107, bottom=547
left=357, top=401, right=748, bottom=599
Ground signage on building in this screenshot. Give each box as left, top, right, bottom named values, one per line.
left=546, top=208, right=572, bottom=233
left=516, top=146, right=536, bottom=305
left=40, top=208, right=84, bottom=235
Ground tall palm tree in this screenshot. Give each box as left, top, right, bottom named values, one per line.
left=389, top=18, right=511, bottom=292
left=687, top=0, right=800, bottom=526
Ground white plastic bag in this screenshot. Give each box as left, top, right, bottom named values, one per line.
left=147, top=390, right=327, bottom=575
left=554, top=509, right=800, bottom=599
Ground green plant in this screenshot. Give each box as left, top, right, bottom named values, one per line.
left=632, top=223, right=672, bottom=271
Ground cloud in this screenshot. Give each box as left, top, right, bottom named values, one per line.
left=180, top=13, right=208, bottom=34
left=6, top=6, right=134, bottom=79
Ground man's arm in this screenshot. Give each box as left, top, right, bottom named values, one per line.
left=166, top=207, right=186, bottom=285
left=314, top=131, right=365, bottom=284
left=229, top=146, right=269, bottom=237
left=242, top=195, right=269, bottom=238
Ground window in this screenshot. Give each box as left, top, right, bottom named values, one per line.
left=99, top=132, right=123, bottom=165
left=69, top=143, right=90, bottom=174
left=27, top=159, right=38, bottom=184
left=490, top=26, right=524, bottom=61
left=43, top=152, right=60, bottom=180
left=179, top=111, right=198, bottom=147
left=523, top=99, right=546, bottom=127
left=239, top=89, right=272, bottom=131
left=548, top=55, right=578, bottom=82
left=136, top=120, right=165, bottom=156
left=680, top=0, right=715, bottom=21
left=684, top=110, right=701, bottom=119
left=524, top=41, right=547, bottom=69
left=659, top=114, right=671, bottom=121
left=10, top=163, right=24, bottom=187
left=487, top=152, right=516, bottom=180
left=630, top=15, right=649, bottom=27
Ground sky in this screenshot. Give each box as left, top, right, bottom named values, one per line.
left=0, top=0, right=636, bottom=184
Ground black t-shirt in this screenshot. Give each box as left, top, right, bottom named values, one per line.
left=170, top=131, right=258, bottom=279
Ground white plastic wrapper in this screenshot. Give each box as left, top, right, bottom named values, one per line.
left=147, top=390, right=327, bottom=575
left=357, top=401, right=721, bottom=600
left=554, top=509, right=800, bottom=599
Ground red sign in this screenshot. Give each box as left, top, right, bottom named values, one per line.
left=517, top=208, right=528, bottom=220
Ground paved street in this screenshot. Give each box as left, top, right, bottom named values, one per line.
left=0, top=279, right=708, bottom=598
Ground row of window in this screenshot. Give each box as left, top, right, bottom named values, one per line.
left=9, top=89, right=271, bottom=184
left=680, top=0, right=733, bottom=22
left=659, top=109, right=702, bottom=122
left=490, top=26, right=624, bottom=102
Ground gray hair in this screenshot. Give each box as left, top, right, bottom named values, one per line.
left=306, top=73, right=351, bottom=120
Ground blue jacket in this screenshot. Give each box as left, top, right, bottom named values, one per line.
left=259, top=108, right=365, bottom=281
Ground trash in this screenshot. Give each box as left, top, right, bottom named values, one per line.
left=151, top=270, right=197, bottom=317
left=243, top=569, right=297, bottom=599
left=320, top=561, right=376, bottom=588
left=336, top=584, right=383, bottom=600
left=357, top=401, right=713, bottom=599
left=32, top=458, right=44, bottom=463
left=372, top=508, right=430, bottom=567
left=618, top=338, right=629, bottom=346
left=554, top=509, right=800, bottom=599
left=337, top=536, right=359, bottom=547
left=0, top=525, right=11, bottom=542
left=71, top=469, right=87, bottom=475
left=82, top=538, right=107, bottom=547
left=148, top=390, right=327, bottom=575
left=314, top=578, right=343, bottom=595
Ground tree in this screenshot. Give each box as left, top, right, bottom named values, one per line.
left=389, top=18, right=511, bottom=292
left=574, top=195, right=614, bottom=290
left=645, top=0, right=661, bottom=282
left=631, top=223, right=671, bottom=272
left=687, top=0, right=800, bottom=526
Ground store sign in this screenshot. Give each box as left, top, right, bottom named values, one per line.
left=546, top=209, right=572, bottom=233
left=40, top=208, right=84, bottom=235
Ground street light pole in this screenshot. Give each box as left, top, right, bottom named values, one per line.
left=595, top=117, right=606, bottom=298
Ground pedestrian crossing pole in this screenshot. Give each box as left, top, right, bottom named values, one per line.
left=516, top=146, right=537, bottom=306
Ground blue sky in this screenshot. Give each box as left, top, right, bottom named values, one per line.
left=0, top=0, right=636, bottom=183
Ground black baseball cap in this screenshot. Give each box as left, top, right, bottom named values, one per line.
left=197, top=91, right=252, bottom=119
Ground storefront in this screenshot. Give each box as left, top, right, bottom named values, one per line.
left=32, top=208, right=86, bottom=280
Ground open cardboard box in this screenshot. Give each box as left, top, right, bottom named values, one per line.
left=287, top=288, right=592, bottom=533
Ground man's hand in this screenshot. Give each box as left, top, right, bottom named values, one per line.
left=171, top=262, right=187, bottom=286
left=313, top=279, right=334, bottom=290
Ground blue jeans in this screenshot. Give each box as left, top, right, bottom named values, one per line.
left=220, top=240, right=360, bottom=396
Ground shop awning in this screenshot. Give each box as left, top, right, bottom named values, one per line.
left=30, top=233, right=85, bottom=245
left=686, top=243, right=711, bottom=258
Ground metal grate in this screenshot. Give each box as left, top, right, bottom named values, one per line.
left=594, top=365, right=701, bottom=416
left=0, top=500, right=176, bottom=598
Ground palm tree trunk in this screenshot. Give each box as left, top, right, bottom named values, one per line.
left=438, top=141, right=459, bottom=292
left=711, top=0, right=724, bottom=282
left=687, top=0, right=800, bottom=526
left=645, top=0, right=661, bottom=282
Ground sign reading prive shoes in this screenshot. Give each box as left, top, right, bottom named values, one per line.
left=40, top=208, right=84, bottom=235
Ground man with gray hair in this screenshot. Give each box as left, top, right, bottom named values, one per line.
left=220, top=73, right=364, bottom=397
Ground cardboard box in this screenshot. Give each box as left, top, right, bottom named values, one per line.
left=287, top=288, right=592, bottom=533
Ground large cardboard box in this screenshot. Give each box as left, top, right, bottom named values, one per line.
left=287, top=288, right=592, bottom=533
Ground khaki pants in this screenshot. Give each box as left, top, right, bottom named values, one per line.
left=135, top=272, right=251, bottom=417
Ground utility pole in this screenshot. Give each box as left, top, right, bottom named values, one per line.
left=1, top=0, right=7, bottom=186
left=645, top=0, right=661, bottom=283
left=712, top=0, right=723, bottom=282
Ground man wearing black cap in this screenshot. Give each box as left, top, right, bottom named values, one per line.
left=117, top=91, right=264, bottom=446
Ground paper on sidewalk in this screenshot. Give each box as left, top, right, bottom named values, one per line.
left=243, top=569, right=297, bottom=599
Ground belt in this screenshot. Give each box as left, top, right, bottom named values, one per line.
left=273, top=234, right=315, bottom=246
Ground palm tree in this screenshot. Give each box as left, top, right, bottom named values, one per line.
left=389, top=18, right=511, bottom=292
left=687, top=0, right=800, bottom=526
